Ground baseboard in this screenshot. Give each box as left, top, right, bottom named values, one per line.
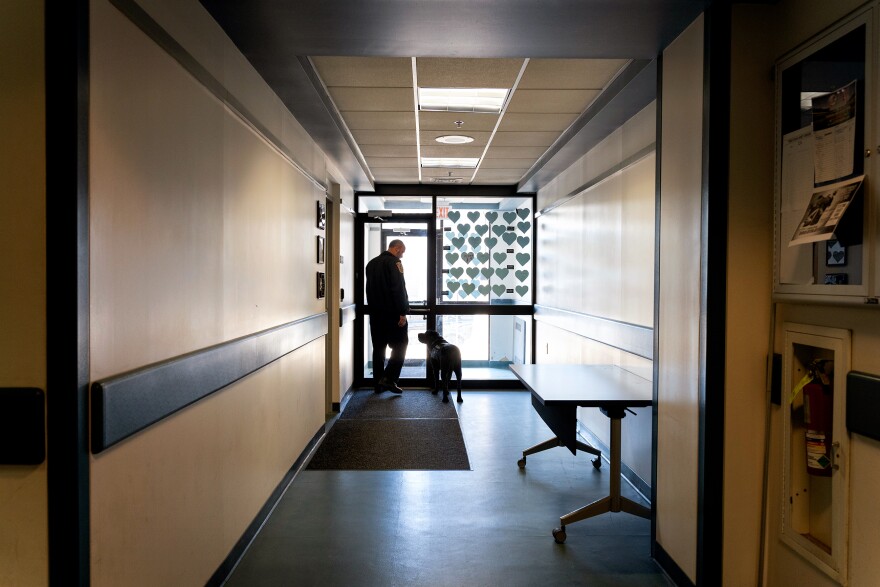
left=576, top=420, right=652, bottom=503
left=207, top=425, right=325, bottom=586
left=331, top=386, right=356, bottom=413
left=653, top=541, right=695, bottom=587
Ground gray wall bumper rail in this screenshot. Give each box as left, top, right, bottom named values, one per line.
left=91, top=313, right=328, bottom=453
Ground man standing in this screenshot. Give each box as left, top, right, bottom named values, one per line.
left=365, top=239, right=409, bottom=394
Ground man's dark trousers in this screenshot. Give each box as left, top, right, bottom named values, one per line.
left=370, top=314, right=408, bottom=383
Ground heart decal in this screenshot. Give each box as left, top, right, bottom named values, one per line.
left=450, top=267, right=464, bottom=278
left=516, top=208, right=530, bottom=219
left=516, top=253, right=530, bottom=266
left=462, top=282, right=476, bottom=295
left=502, top=232, right=517, bottom=245
left=477, top=252, right=490, bottom=264
left=475, top=224, right=489, bottom=235
left=517, top=236, right=530, bottom=247
left=451, top=237, right=465, bottom=249
left=492, top=225, right=506, bottom=237
left=478, top=284, right=492, bottom=296
left=468, top=236, right=482, bottom=248
left=447, top=211, right=461, bottom=222
left=503, top=211, right=517, bottom=223
left=480, top=268, right=494, bottom=278
left=517, top=221, right=531, bottom=233
left=445, top=252, right=459, bottom=264
left=492, top=284, right=507, bottom=296
left=515, top=285, right=529, bottom=297
left=467, top=211, right=480, bottom=223
left=485, top=211, right=498, bottom=223
left=447, top=280, right=461, bottom=292
left=493, top=252, right=507, bottom=264
left=457, top=223, right=471, bottom=235
left=495, top=268, right=510, bottom=279
left=515, top=270, right=529, bottom=282
left=466, top=267, right=479, bottom=279
left=462, top=252, right=475, bottom=264
left=485, top=237, right=498, bottom=249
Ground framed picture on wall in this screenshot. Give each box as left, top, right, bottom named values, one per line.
left=316, top=200, right=326, bottom=230
left=825, top=239, right=846, bottom=266
left=316, top=236, right=325, bottom=264
left=316, top=272, right=326, bottom=298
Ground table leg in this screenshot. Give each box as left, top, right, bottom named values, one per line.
left=552, top=413, right=650, bottom=543
left=517, top=437, right=602, bottom=469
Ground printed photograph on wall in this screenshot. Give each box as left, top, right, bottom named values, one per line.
left=316, top=200, right=326, bottom=230
left=317, top=236, right=325, bottom=264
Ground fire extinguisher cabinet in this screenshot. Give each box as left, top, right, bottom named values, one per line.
left=781, top=322, right=851, bottom=585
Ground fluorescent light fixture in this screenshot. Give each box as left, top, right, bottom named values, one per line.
left=435, top=135, right=475, bottom=144
left=421, top=157, right=480, bottom=168
left=418, top=87, right=509, bottom=114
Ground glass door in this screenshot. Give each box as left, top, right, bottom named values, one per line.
left=358, top=217, right=433, bottom=387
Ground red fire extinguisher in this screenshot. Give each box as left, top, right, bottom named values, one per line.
left=803, top=360, right=834, bottom=477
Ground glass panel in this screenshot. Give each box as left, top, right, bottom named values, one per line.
left=433, top=314, right=531, bottom=381
left=437, top=196, right=533, bottom=305
left=363, top=314, right=428, bottom=380
left=363, top=221, right=429, bottom=306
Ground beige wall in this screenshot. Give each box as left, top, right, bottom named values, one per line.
left=656, top=14, right=704, bottom=583
left=88, top=0, right=334, bottom=583
left=761, top=2, right=880, bottom=584
left=536, top=102, right=656, bottom=482
left=0, top=1, right=48, bottom=585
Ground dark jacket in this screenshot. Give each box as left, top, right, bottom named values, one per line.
left=365, top=251, right=410, bottom=317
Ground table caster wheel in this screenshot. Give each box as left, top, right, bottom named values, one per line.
left=552, top=526, right=567, bottom=544
left=517, top=457, right=526, bottom=469
left=592, top=457, right=601, bottom=470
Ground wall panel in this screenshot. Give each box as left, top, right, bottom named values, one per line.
left=656, top=14, right=704, bottom=583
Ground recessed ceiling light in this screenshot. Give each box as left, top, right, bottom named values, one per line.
left=435, top=135, right=475, bottom=144
left=421, top=157, right=480, bottom=168
left=418, top=88, right=509, bottom=114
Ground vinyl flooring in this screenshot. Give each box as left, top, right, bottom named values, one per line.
left=224, top=390, right=672, bottom=587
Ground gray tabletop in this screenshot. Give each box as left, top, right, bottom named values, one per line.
left=509, top=364, right=653, bottom=408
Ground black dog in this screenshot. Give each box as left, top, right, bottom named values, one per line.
left=417, top=330, right=463, bottom=403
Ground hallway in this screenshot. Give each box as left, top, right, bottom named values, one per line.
left=225, top=391, right=668, bottom=586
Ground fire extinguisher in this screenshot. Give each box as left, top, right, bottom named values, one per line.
left=802, top=359, right=834, bottom=477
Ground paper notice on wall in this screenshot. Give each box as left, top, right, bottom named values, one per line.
left=779, top=128, right=816, bottom=283
left=789, top=175, right=864, bottom=246
left=811, top=80, right=857, bottom=184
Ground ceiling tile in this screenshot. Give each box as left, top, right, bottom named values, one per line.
left=420, top=145, right=484, bottom=158
left=491, top=131, right=559, bottom=147
left=328, top=87, right=414, bottom=111
left=472, top=169, right=527, bottom=183
left=497, top=112, right=579, bottom=132
left=371, top=168, right=420, bottom=182
left=416, top=58, right=524, bottom=88
left=341, top=111, right=416, bottom=130
left=421, top=167, right=475, bottom=178
left=311, top=57, right=413, bottom=87
left=418, top=111, right=498, bottom=132
left=517, top=59, right=629, bottom=89
left=350, top=129, right=418, bottom=145
left=506, top=89, right=599, bottom=113
left=366, top=157, right=418, bottom=168
left=360, top=144, right=418, bottom=157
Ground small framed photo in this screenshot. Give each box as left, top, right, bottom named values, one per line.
left=316, top=236, right=325, bottom=264
left=825, top=239, right=846, bottom=266
left=316, top=200, right=326, bottom=230
left=823, top=272, right=848, bottom=285
left=316, top=272, right=325, bottom=298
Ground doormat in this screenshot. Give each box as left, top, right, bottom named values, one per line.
left=306, top=391, right=470, bottom=470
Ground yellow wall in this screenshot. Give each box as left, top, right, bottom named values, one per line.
left=88, top=0, right=333, bottom=583
left=0, top=1, right=48, bottom=585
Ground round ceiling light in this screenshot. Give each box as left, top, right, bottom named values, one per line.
left=435, top=135, right=475, bottom=144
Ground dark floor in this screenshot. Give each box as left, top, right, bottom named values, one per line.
left=224, top=391, right=672, bottom=586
